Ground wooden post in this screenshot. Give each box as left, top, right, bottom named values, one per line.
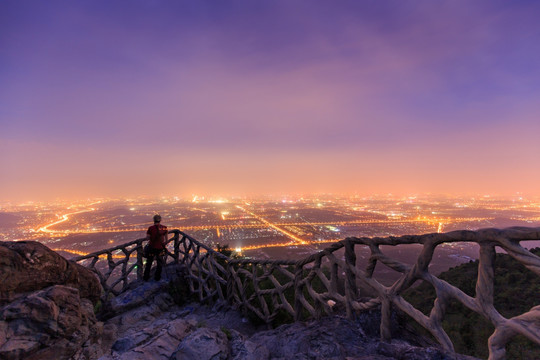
left=330, top=262, right=339, bottom=294
left=173, top=233, right=180, bottom=263
left=477, top=244, right=495, bottom=308
left=226, top=261, right=234, bottom=304
left=380, top=298, right=392, bottom=341
left=344, top=239, right=358, bottom=318
left=294, top=263, right=304, bottom=321
left=136, top=240, right=144, bottom=280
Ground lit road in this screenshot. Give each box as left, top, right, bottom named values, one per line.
left=235, top=205, right=308, bottom=245
left=37, top=202, right=101, bottom=233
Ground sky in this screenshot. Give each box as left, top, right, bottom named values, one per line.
left=1, top=0, right=540, bottom=201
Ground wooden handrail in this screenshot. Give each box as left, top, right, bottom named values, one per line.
left=74, top=226, right=540, bottom=360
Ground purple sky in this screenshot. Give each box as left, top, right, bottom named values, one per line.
left=2, top=1, right=540, bottom=201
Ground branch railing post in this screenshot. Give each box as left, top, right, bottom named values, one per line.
left=344, top=239, right=358, bottom=319
left=173, top=232, right=180, bottom=263
left=294, top=262, right=304, bottom=322
left=330, top=262, right=339, bottom=294
left=226, top=261, right=234, bottom=304
left=136, top=239, right=144, bottom=280
left=476, top=243, right=496, bottom=314
left=380, top=297, right=392, bottom=341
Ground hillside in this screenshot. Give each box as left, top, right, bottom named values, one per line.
left=0, top=240, right=473, bottom=360
left=3, top=227, right=540, bottom=359
left=403, top=248, right=540, bottom=359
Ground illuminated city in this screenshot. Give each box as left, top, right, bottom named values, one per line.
left=2, top=193, right=539, bottom=282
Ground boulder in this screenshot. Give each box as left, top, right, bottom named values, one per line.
left=104, top=292, right=179, bottom=336
left=244, top=316, right=474, bottom=360
left=106, top=280, right=169, bottom=317
left=247, top=318, right=357, bottom=359
left=229, top=329, right=270, bottom=360
left=375, top=340, right=451, bottom=360
left=111, top=318, right=194, bottom=360
left=0, top=241, right=101, bottom=305
left=98, top=289, right=195, bottom=359
left=98, top=298, right=479, bottom=360
left=172, top=327, right=229, bottom=360
left=0, top=285, right=103, bottom=360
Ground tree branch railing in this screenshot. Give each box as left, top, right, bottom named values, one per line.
left=73, top=230, right=181, bottom=301
left=73, top=227, right=540, bottom=360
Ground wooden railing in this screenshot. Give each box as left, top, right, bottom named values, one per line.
left=74, top=227, right=540, bottom=360
left=73, top=230, right=181, bottom=300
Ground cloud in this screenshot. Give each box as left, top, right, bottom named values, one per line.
left=2, top=0, right=540, bottom=200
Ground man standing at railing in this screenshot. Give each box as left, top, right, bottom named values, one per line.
left=143, top=214, right=168, bottom=281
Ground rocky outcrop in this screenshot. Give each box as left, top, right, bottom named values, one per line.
left=97, top=286, right=477, bottom=360
left=0, top=241, right=103, bottom=359
left=0, top=241, right=101, bottom=305
left=0, top=242, right=479, bottom=360
left=0, top=285, right=103, bottom=360
left=171, top=327, right=229, bottom=360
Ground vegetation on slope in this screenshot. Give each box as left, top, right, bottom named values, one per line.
left=403, top=248, right=540, bottom=359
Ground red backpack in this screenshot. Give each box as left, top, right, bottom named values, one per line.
left=149, top=224, right=166, bottom=249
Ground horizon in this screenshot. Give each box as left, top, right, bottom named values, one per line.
left=2, top=191, right=539, bottom=207
left=2, top=1, right=540, bottom=202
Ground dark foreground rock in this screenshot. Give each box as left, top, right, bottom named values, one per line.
left=0, top=241, right=101, bottom=305
left=0, top=285, right=102, bottom=360
left=98, top=286, right=477, bottom=360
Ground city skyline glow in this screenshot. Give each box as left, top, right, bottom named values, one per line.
left=2, top=1, right=540, bottom=202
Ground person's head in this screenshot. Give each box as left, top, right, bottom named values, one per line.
left=153, top=214, right=162, bottom=223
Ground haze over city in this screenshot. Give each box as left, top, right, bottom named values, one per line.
left=2, top=0, right=540, bottom=202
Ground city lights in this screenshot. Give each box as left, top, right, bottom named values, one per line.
left=2, top=194, right=539, bottom=262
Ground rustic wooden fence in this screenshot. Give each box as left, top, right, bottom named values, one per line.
left=73, top=230, right=181, bottom=300
left=74, top=227, right=540, bottom=360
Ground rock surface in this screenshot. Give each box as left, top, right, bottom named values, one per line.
left=97, top=286, right=477, bottom=360
left=171, top=327, right=229, bottom=360
left=0, top=285, right=103, bottom=360
left=0, top=241, right=101, bottom=305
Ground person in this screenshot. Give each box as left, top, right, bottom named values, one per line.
left=143, top=214, right=168, bottom=281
